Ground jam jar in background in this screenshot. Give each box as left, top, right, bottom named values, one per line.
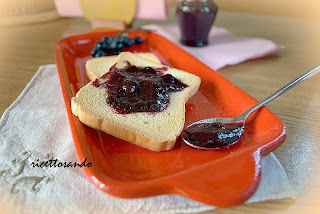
left=176, top=0, right=218, bottom=47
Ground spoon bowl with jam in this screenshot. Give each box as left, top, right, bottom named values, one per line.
left=182, top=64, right=320, bottom=150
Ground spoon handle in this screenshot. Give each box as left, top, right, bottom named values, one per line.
left=242, top=64, right=320, bottom=120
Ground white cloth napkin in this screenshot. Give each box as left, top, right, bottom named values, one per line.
left=142, top=24, right=281, bottom=70
left=0, top=65, right=295, bottom=214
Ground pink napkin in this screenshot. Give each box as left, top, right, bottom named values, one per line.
left=143, top=24, right=281, bottom=70
left=135, top=0, right=169, bottom=20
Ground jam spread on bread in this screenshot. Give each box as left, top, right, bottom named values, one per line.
left=92, top=62, right=188, bottom=114
left=182, top=122, right=244, bottom=148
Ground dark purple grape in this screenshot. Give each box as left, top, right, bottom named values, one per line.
left=120, top=35, right=129, bottom=45
left=110, top=40, right=117, bottom=49
left=94, top=50, right=106, bottom=57
left=102, top=36, right=110, bottom=43
left=135, top=36, right=142, bottom=44
left=120, top=36, right=129, bottom=42
left=115, top=41, right=123, bottom=49
left=112, top=49, right=122, bottom=55
left=91, top=48, right=100, bottom=56
left=95, top=41, right=104, bottom=48
left=100, top=43, right=110, bottom=52
left=122, top=39, right=130, bottom=47
left=128, top=38, right=135, bottom=46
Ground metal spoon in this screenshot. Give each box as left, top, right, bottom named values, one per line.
left=182, top=64, right=320, bottom=150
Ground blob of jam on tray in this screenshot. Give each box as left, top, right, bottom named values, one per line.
left=92, top=62, right=188, bottom=114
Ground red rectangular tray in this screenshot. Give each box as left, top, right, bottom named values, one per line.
left=54, top=30, right=286, bottom=207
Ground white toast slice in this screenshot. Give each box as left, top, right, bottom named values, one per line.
left=72, top=52, right=201, bottom=151
left=86, top=52, right=161, bottom=81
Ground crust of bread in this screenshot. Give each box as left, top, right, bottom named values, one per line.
left=86, top=52, right=161, bottom=81
left=71, top=101, right=176, bottom=151
left=72, top=52, right=201, bottom=152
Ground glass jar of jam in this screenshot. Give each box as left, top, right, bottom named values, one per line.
left=176, top=0, right=218, bottom=47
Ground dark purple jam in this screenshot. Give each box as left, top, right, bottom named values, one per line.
left=92, top=62, right=188, bottom=114
left=182, top=122, right=244, bottom=149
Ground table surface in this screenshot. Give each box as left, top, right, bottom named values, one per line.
left=0, top=10, right=319, bottom=213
